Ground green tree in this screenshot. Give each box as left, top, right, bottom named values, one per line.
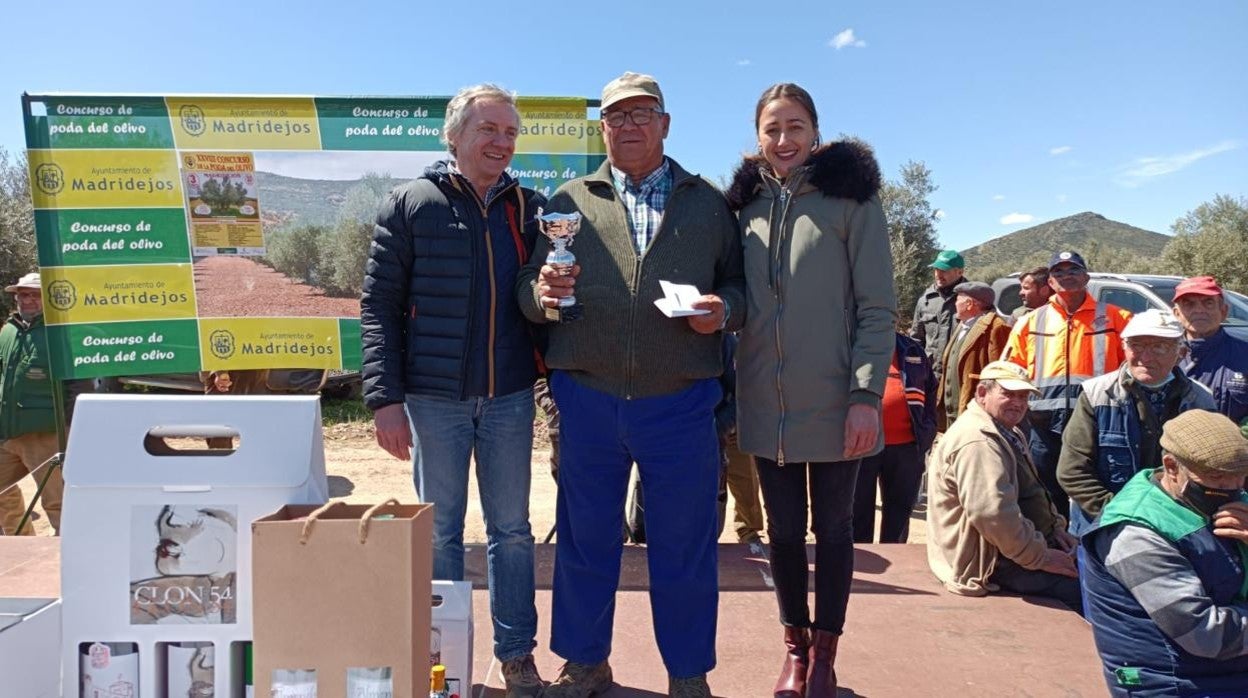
left=199, top=177, right=226, bottom=210
left=322, top=176, right=387, bottom=296
left=1162, top=194, right=1248, bottom=293
left=880, top=161, right=942, bottom=327
left=265, top=224, right=331, bottom=286
left=0, top=148, right=37, bottom=312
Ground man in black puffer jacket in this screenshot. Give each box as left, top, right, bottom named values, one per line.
left=359, top=84, right=547, bottom=697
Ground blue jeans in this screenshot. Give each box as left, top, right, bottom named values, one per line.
left=549, top=371, right=721, bottom=679
left=405, top=387, right=537, bottom=661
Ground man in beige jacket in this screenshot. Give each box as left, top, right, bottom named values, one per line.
left=926, top=361, right=1082, bottom=612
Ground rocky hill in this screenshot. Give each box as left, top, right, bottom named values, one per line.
left=961, top=212, right=1169, bottom=274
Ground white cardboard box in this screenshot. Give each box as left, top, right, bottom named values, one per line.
left=0, top=597, right=61, bottom=698
left=60, top=394, right=328, bottom=697
left=431, top=580, right=474, bottom=698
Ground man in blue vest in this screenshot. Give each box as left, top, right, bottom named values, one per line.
left=1058, top=309, right=1216, bottom=534
left=1080, top=409, right=1248, bottom=696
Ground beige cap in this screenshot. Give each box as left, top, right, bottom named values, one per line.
left=1160, top=410, right=1248, bottom=474
left=601, top=72, right=664, bottom=111
left=5, top=272, right=40, bottom=293
left=1121, top=309, right=1184, bottom=340
left=978, top=360, right=1039, bottom=393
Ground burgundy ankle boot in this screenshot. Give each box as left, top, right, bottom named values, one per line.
left=774, top=626, right=810, bottom=697
left=806, top=630, right=839, bottom=698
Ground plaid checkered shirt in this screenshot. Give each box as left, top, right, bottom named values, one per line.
left=611, top=158, right=673, bottom=255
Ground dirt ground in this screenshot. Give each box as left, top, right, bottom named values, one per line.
left=14, top=420, right=927, bottom=545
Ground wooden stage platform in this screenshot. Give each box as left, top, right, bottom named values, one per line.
left=2, top=538, right=1107, bottom=697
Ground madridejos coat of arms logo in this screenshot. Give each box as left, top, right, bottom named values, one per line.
left=180, top=105, right=206, bottom=136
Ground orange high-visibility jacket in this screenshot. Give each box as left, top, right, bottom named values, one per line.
left=1002, top=295, right=1133, bottom=414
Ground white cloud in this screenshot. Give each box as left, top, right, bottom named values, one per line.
left=1050, top=145, right=1073, bottom=156
left=1000, top=213, right=1035, bottom=225
left=1056, top=194, right=1068, bottom=203
left=934, top=209, right=946, bottom=220
left=829, top=29, right=867, bottom=50
left=736, top=59, right=752, bottom=66
left=992, top=194, right=1005, bottom=201
left=1114, top=140, right=1241, bottom=188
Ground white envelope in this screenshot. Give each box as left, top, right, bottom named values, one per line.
left=654, top=280, right=711, bottom=317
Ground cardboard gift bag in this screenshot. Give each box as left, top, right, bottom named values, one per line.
left=252, top=499, right=433, bottom=698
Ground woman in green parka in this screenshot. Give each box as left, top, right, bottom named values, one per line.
left=725, top=83, right=897, bottom=698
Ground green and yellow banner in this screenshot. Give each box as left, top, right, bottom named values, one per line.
left=23, top=92, right=602, bottom=379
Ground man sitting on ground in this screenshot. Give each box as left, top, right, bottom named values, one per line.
left=927, top=361, right=1081, bottom=612
left=1080, top=410, right=1248, bottom=696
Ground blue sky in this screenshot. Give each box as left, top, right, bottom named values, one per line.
left=3, top=0, right=1245, bottom=251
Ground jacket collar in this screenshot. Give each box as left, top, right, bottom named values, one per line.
left=585, top=156, right=697, bottom=193
left=724, top=139, right=882, bottom=211
left=5, top=312, right=42, bottom=331
left=1185, top=327, right=1228, bottom=354
left=1047, top=292, right=1097, bottom=318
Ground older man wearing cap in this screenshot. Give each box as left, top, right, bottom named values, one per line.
left=1057, top=309, right=1216, bottom=534
left=1080, top=410, right=1248, bottom=696
left=1173, top=275, right=1248, bottom=427
left=517, top=72, right=743, bottom=697
left=0, top=272, right=65, bottom=535
left=935, top=280, right=1011, bottom=431
left=1003, top=250, right=1134, bottom=516
left=926, top=361, right=1082, bottom=611
left=911, top=249, right=970, bottom=374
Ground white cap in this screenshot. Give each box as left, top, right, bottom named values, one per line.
left=1120, top=309, right=1184, bottom=339
left=4, top=272, right=40, bottom=293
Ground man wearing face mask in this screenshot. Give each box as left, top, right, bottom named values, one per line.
left=1057, top=310, right=1216, bottom=534
left=1080, top=410, right=1248, bottom=696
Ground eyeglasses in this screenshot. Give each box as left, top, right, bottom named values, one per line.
left=1050, top=267, right=1085, bottom=278
left=1125, top=340, right=1179, bottom=355
left=603, top=106, right=663, bottom=128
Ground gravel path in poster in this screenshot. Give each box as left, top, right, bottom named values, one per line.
left=192, top=256, right=361, bottom=318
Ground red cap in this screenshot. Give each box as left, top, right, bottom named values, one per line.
left=1173, top=275, right=1223, bottom=302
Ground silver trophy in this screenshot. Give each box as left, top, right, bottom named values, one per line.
left=537, top=208, right=584, bottom=321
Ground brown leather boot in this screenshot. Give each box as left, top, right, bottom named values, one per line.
left=806, top=630, right=839, bottom=698
left=774, top=625, right=810, bottom=697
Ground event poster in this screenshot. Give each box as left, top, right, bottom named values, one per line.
left=181, top=152, right=264, bottom=255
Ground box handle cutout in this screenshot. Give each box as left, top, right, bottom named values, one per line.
left=144, top=425, right=240, bottom=456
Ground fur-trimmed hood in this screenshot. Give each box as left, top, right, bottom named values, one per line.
left=724, top=139, right=882, bottom=212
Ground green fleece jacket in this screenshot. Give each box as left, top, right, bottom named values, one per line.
left=0, top=313, right=56, bottom=438
left=516, top=158, right=745, bottom=399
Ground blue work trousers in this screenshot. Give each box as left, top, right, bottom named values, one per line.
left=549, top=371, right=721, bottom=679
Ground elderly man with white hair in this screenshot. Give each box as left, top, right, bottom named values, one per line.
left=1058, top=309, right=1217, bottom=534
left=360, top=84, right=547, bottom=696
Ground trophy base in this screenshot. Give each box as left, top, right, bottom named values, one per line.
left=557, top=303, right=583, bottom=322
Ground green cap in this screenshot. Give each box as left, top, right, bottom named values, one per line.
left=930, top=250, right=965, bottom=270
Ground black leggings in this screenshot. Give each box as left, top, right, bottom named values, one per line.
left=754, top=457, right=859, bottom=634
